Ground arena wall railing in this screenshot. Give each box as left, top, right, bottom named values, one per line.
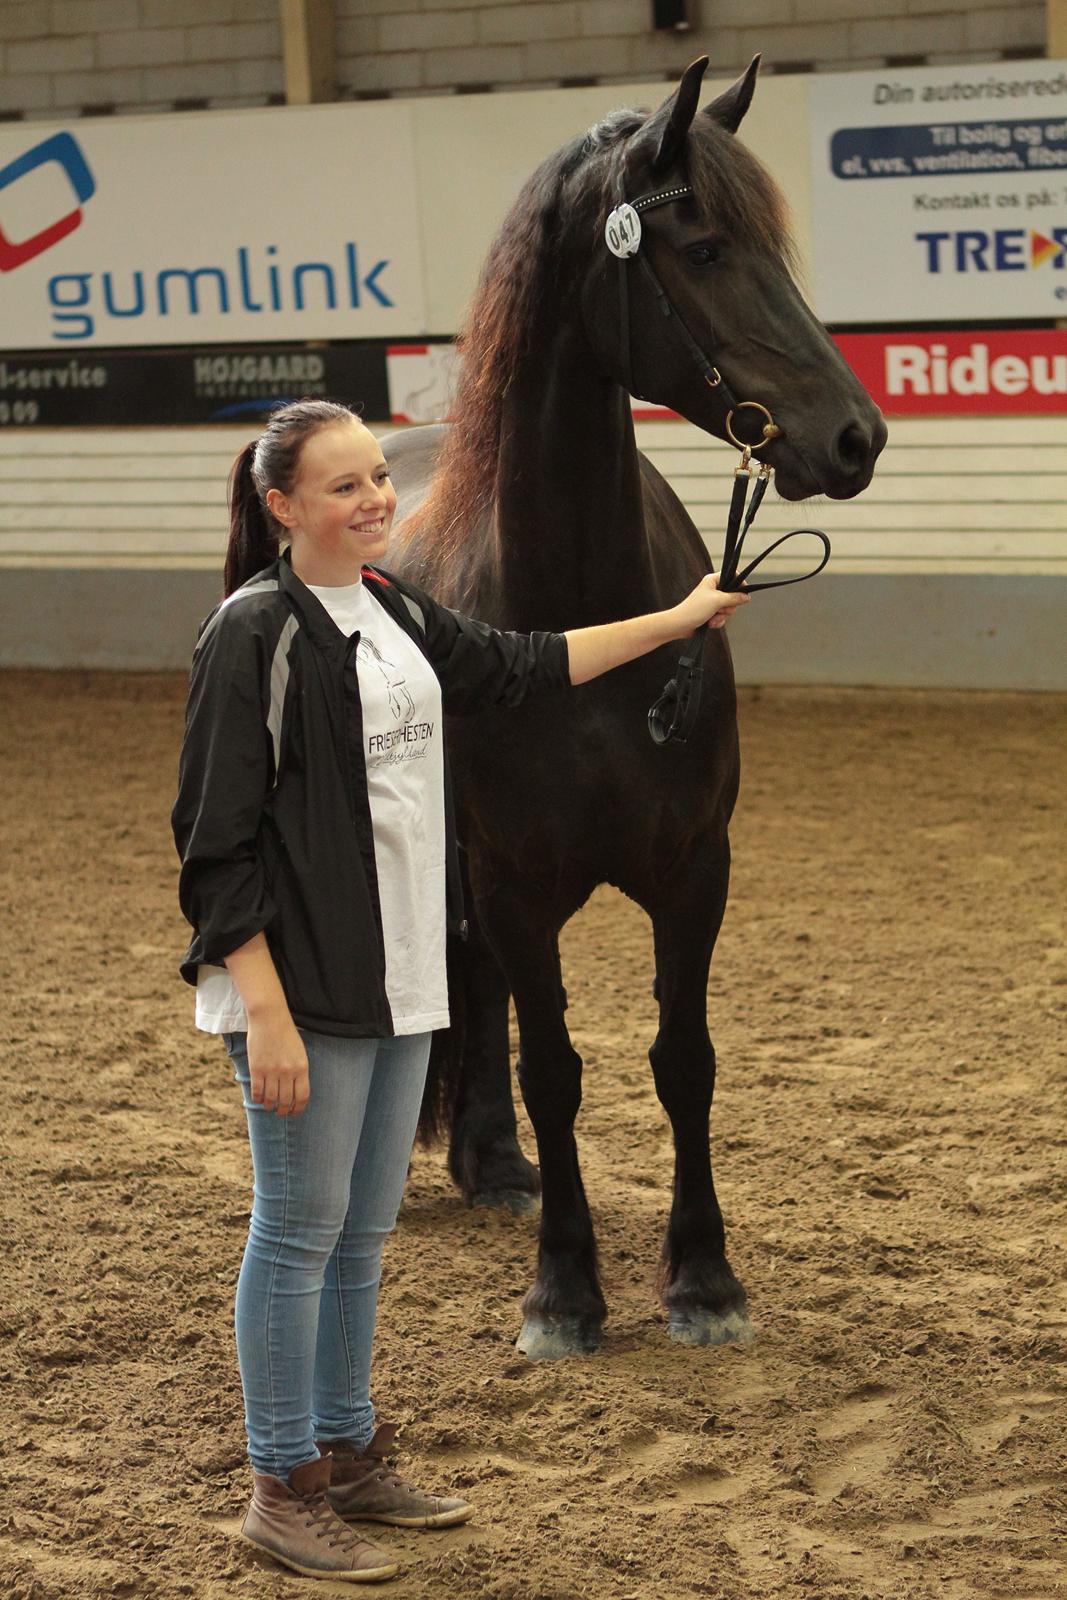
left=1, top=412, right=1062, bottom=690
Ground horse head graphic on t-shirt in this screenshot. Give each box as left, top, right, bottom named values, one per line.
left=357, top=636, right=416, bottom=723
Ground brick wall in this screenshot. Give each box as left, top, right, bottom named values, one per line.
left=0, top=1, right=283, bottom=119
left=336, top=0, right=1046, bottom=98
left=0, top=0, right=1049, bottom=118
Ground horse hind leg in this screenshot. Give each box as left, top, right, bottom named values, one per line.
left=648, top=875, right=753, bottom=1347
left=447, top=901, right=540, bottom=1215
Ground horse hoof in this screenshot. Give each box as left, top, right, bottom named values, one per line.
left=668, top=1308, right=755, bottom=1347
left=469, top=1188, right=540, bottom=1217
left=516, top=1317, right=602, bottom=1360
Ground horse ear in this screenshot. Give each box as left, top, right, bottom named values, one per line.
left=630, top=55, right=709, bottom=177
left=703, top=55, right=761, bottom=134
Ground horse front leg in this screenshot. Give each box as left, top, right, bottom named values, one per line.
left=479, top=891, right=606, bottom=1360
left=648, top=863, right=753, bottom=1347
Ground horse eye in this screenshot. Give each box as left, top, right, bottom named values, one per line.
left=686, top=243, right=720, bottom=267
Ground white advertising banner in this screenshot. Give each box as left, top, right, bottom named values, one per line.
left=0, top=102, right=425, bottom=349
left=809, top=60, right=1067, bottom=321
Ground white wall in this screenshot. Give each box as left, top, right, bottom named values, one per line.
left=2, top=418, right=1064, bottom=688
left=0, top=52, right=1062, bottom=687
left=3, top=416, right=1063, bottom=582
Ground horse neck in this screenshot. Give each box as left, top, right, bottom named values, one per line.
left=491, top=324, right=655, bottom=633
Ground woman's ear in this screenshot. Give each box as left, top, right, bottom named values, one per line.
left=266, top=487, right=295, bottom=528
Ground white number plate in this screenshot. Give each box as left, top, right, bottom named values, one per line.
left=604, top=203, right=642, bottom=259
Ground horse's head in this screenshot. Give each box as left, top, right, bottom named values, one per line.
left=580, top=57, right=886, bottom=501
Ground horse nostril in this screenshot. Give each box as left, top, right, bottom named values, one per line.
left=836, top=421, right=872, bottom=470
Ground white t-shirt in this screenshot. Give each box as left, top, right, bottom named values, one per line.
left=195, top=578, right=449, bottom=1037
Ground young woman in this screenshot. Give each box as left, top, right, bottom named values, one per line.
left=172, top=399, right=747, bottom=1584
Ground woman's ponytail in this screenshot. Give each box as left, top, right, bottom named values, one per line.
left=221, top=400, right=358, bottom=596
left=223, top=442, right=278, bottom=597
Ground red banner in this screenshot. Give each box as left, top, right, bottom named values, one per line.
left=389, top=333, right=1067, bottom=423
left=833, top=330, right=1067, bottom=416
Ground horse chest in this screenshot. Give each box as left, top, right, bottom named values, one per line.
left=446, top=684, right=736, bottom=875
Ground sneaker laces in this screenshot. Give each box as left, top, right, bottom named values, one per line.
left=344, top=1451, right=428, bottom=1502
left=349, top=1457, right=419, bottom=1497
left=328, top=1427, right=432, bottom=1502
left=376, top=1465, right=420, bottom=1496
left=302, top=1487, right=381, bottom=1552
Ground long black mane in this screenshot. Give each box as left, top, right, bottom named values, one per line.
left=401, top=104, right=795, bottom=599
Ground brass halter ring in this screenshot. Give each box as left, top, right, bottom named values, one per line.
left=724, top=400, right=782, bottom=454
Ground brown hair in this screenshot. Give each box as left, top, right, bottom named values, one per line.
left=223, top=398, right=360, bottom=596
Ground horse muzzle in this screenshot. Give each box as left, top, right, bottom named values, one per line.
left=764, top=405, right=887, bottom=501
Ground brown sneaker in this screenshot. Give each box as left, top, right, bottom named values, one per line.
left=319, top=1424, right=473, bottom=1529
left=241, top=1455, right=400, bottom=1581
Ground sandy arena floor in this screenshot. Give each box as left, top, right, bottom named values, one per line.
left=1, top=672, right=1064, bottom=1600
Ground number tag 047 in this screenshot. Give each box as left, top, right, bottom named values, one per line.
left=604, top=203, right=641, bottom=259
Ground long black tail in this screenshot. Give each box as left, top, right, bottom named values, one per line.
left=417, top=926, right=467, bottom=1146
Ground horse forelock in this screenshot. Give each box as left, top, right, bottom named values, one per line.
left=403, top=102, right=795, bottom=597
left=683, top=118, right=798, bottom=272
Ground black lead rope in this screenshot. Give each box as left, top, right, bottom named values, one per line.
left=648, top=463, right=832, bottom=746
left=647, top=628, right=707, bottom=748
left=720, top=465, right=831, bottom=594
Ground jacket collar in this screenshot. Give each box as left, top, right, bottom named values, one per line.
left=276, top=547, right=392, bottom=650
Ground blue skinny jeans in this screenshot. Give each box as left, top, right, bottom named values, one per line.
left=225, top=1028, right=431, bottom=1479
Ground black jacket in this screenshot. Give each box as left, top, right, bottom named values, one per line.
left=172, top=553, right=570, bottom=1037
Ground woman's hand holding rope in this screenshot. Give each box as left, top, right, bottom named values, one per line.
left=565, top=573, right=748, bottom=686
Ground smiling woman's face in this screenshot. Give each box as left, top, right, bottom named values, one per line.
left=267, top=418, right=397, bottom=582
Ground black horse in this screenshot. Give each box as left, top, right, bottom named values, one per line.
left=383, top=57, right=886, bottom=1358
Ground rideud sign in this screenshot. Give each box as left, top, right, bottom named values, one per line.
left=835, top=330, right=1067, bottom=414
left=0, top=104, right=424, bottom=348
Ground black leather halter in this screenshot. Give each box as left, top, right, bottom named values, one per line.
left=606, top=180, right=832, bottom=743
left=608, top=181, right=779, bottom=453
left=613, top=186, right=729, bottom=412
